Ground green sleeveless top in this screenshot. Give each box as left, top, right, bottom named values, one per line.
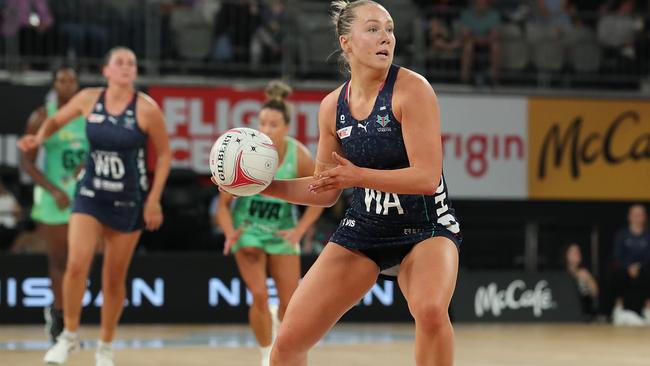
left=231, top=136, right=299, bottom=233
left=31, top=101, right=88, bottom=224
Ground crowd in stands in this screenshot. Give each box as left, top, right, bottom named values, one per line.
left=1, top=0, right=650, bottom=86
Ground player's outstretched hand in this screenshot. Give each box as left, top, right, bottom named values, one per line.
left=16, top=134, right=41, bottom=152
left=309, top=152, right=360, bottom=193
left=144, top=200, right=163, bottom=231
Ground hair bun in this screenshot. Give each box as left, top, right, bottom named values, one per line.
left=264, top=80, right=292, bottom=102
left=331, top=0, right=351, bottom=26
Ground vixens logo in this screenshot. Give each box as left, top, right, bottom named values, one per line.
left=376, top=115, right=391, bottom=128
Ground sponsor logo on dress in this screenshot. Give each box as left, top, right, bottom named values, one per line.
left=357, top=122, right=369, bottom=133
left=337, top=126, right=353, bottom=139
left=88, top=114, right=105, bottom=123
left=79, top=186, right=95, bottom=198
left=342, top=218, right=355, bottom=227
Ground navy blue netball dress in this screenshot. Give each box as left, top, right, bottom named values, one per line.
left=72, top=90, right=148, bottom=232
left=330, top=65, right=462, bottom=277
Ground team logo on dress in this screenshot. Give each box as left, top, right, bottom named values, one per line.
left=376, top=115, right=391, bottom=128
left=376, top=114, right=392, bottom=132
left=124, top=117, right=136, bottom=129
left=108, top=116, right=117, bottom=125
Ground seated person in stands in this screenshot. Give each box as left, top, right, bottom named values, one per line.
left=563, top=243, right=598, bottom=321
left=459, top=0, right=501, bottom=84
left=611, top=204, right=650, bottom=326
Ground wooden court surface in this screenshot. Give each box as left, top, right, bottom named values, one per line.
left=1, top=323, right=649, bottom=366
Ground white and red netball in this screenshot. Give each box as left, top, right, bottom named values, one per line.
left=209, top=127, right=278, bottom=196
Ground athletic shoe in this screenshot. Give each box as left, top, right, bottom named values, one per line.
left=643, top=307, right=650, bottom=326
left=613, top=306, right=646, bottom=326
left=95, top=343, right=114, bottom=366
left=43, top=331, right=80, bottom=364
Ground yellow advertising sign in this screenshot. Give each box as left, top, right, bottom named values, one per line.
left=529, top=98, right=650, bottom=200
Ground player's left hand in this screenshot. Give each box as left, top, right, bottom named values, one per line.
left=210, top=176, right=240, bottom=198
left=309, top=152, right=361, bottom=193
left=276, top=228, right=304, bottom=245
left=144, top=200, right=163, bottom=231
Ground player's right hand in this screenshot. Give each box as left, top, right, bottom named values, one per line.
left=51, top=189, right=71, bottom=210
left=223, top=227, right=243, bottom=255
left=16, top=135, right=41, bottom=152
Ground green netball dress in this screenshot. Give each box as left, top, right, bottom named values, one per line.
left=31, top=101, right=88, bottom=225
left=231, top=136, right=300, bottom=255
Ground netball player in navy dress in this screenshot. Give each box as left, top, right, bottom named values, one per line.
left=18, top=47, right=171, bottom=366
left=243, top=1, right=462, bottom=365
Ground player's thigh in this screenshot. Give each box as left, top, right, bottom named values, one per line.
left=102, top=226, right=141, bottom=280
left=67, top=213, right=102, bottom=272
left=397, top=236, right=458, bottom=309
left=234, top=247, right=269, bottom=295
left=278, top=242, right=379, bottom=348
left=268, top=254, right=300, bottom=305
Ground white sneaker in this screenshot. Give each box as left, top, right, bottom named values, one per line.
left=643, top=308, right=650, bottom=325
left=613, top=307, right=646, bottom=326
left=43, top=331, right=80, bottom=364
left=612, top=305, right=624, bottom=325
left=95, top=343, right=114, bottom=366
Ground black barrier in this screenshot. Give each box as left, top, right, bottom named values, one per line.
left=0, top=253, right=411, bottom=324
left=452, top=270, right=583, bottom=322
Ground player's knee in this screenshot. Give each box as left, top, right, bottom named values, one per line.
left=50, top=255, right=67, bottom=273
left=102, top=276, right=126, bottom=296
left=65, top=261, right=89, bottom=280
left=250, top=289, right=269, bottom=309
left=271, top=331, right=299, bottom=362
left=411, top=299, right=449, bottom=332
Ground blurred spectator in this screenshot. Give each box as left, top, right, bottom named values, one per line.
left=1, top=0, right=53, bottom=64
left=563, top=243, right=599, bottom=321
left=568, top=0, right=605, bottom=29
left=611, top=204, right=650, bottom=326
left=0, top=181, right=21, bottom=251
left=51, top=0, right=118, bottom=60
left=460, top=0, right=501, bottom=84
left=2, top=0, right=52, bottom=36
left=597, top=0, right=643, bottom=69
left=212, top=0, right=261, bottom=63
left=427, top=0, right=462, bottom=57
left=250, top=0, right=288, bottom=71
left=530, top=0, right=572, bottom=35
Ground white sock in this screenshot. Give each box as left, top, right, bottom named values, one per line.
left=97, top=341, right=112, bottom=351
left=260, top=345, right=272, bottom=364
left=61, top=329, right=77, bottom=340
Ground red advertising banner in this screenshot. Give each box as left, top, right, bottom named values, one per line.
left=148, top=86, right=327, bottom=173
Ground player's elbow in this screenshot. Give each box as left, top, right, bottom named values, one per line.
left=418, top=176, right=440, bottom=195
left=319, top=191, right=341, bottom=207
